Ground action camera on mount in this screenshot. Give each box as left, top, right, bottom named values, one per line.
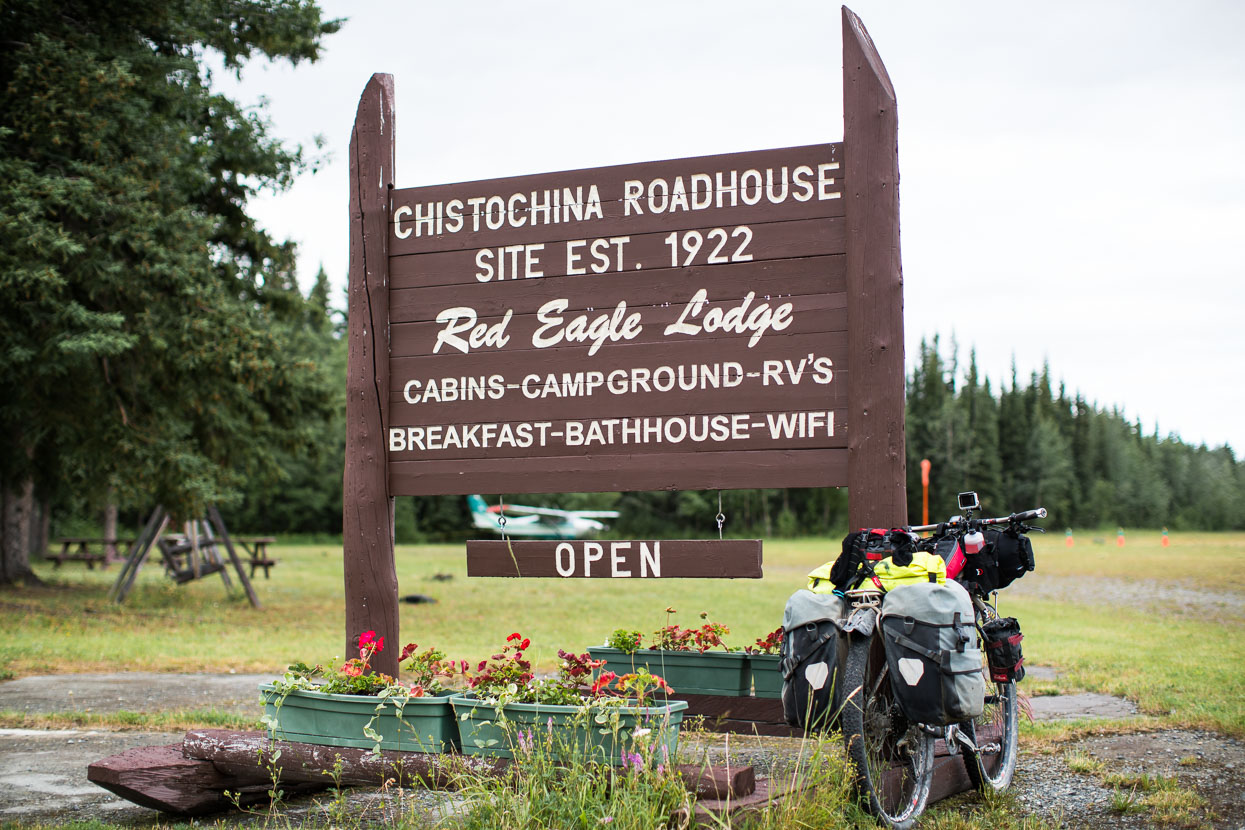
left=957, top=491, right=981, bottom=511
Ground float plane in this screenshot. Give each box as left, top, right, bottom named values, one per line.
left=467, top=495, right=620, bottom=540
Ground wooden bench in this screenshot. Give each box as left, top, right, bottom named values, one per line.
left=47, top=538, right=133, bottom=569
left=236, top=537, right=277, bottom=578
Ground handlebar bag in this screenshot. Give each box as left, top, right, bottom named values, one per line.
left=879, top=581, right=985, bottom=725
left=780, top=589, right=846, bottom=729
left=984, top=529, right=1035, bottom=591
left=981, top=616, right=1025, bottom=683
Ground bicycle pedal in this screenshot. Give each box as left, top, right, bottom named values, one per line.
left=951, top=731, right=979, bottom=754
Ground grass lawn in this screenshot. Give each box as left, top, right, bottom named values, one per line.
left=2, top=530, right=1242, bottom=735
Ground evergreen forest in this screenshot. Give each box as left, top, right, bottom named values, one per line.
left=2, top=0, right=1240, bottom=575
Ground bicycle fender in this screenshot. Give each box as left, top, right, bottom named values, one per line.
left=840, top=606, right=876, bottom=637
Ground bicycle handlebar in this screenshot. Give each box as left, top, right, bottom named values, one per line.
left=905, top=507, right=1046, bottom=535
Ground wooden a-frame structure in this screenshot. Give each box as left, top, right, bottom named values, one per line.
left=108, top=505, right=261, bottom=607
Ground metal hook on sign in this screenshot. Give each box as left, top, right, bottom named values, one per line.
left=716, top=491, right=726, bottom=540
left=495, top=496, right=509, bottom=540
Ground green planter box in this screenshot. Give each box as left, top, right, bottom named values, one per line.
left=259, top=684, right=459, bottom=753
left=748, top=654, right=783, bottom=699
left=450, top=694, right=688, bottom=763
left=587, top=647, right=751, bottom=696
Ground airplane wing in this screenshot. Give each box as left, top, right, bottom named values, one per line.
left=488, top=504, right=618, bottom=520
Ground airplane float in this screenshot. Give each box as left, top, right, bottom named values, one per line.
left=467, top=495, right=620, bottom=540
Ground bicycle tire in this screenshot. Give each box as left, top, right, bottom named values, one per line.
left=963, top=679, right=1017, bottom=790
left=964, top=604, right=1019, bottom=790
left=841, top=632, right=934, bottom=829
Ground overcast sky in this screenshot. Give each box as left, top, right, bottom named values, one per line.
left=214, top=1, right=1245, bottom=453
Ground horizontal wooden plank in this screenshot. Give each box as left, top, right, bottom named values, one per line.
left=391, top=144, right=843, bottom=255
left=465, top=539, right=762, bottom=578
left=388, top=447, right=848, bottom=495
left=388, top=408, right=845, bottom=463
left=391, top=216, right=845, bottom=289
left=391, top=288, right=844, bottom=360
left=391, top=254, right=845, bottom=323
left=390, top=343, right=848, bottom=425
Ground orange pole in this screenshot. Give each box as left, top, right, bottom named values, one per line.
left=919, top=459, right=931, bottom=526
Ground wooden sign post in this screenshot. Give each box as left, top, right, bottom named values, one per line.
left=343, top=7, right=904, bottom=664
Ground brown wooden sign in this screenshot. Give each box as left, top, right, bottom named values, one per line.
left=342, top=7, right=906, bottom=661
left=387, top=145, right=847, bottom=496
left=466, top=540, right=762, bottom=579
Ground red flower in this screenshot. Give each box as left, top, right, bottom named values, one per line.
left=507, top=632, right=521, bottom=642
left=400, top=643, right=418, bottom=661
left=373, top=636, right=384, bottom=653
left=519, top=638, right=530, bottom=650
left=359, top=630, right=377, bottom=647
left=590, top=671, right=617, bottom=695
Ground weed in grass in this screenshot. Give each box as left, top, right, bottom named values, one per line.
left=1103, top=771, right=1176, bottom=792
left=1062, top=750, right=1105, bottom=775
left=1110, top=786, right=1148, bottom=815
left=923, top=788, right=1062, bottom=830
left=454, top=717, right=691, bottom=830
left=1143, top=786, right=1210, bottom=828
left=1177, top=754, right=1200, bottom=766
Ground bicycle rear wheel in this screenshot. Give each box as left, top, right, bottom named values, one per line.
left=841, top=633, right=934, bottom=829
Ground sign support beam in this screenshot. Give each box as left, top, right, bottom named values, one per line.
left=344, top=73, right=399, bottom=677
left=843, top=7, right=907, bottom=528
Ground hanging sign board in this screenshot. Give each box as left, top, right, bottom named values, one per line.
left=465, top=539, right=762, bottom=579
left=387, top=144, right=849, bottom=496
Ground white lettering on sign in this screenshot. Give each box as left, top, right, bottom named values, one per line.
left=391, top=159, right=840, bottom=239
left=552, top=541, right=661, bottom=577
left=433, top=308, right=513, bottom=355
left=531, top=299, right=643, bottom=356
left=398, top=357, right=833, bottom=408
left=664, top=288, right=793, bottom=348
left=387, top=411, right=835, bottom=453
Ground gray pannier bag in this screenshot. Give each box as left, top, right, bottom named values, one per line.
left=780, top=590, right=845, bottom=729
left=878, top=580, right=985, bottom=725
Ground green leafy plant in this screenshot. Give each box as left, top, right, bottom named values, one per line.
left=607, top=628, right=643, bottom=654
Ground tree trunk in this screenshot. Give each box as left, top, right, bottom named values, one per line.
left=1, top=475, right=40, bottom=585
left=104, top=497, right=118, bottom=543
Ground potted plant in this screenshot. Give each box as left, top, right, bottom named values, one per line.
left=259, top=631, right=467, bottom=754
left=744, top=627, right=784, bottom=699
left=587, top=608, right=751, bottom=696
left=450, top=632, right=688, bottom=763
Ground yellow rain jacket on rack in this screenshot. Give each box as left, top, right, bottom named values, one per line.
left=807, top=550, right=947, bottom=594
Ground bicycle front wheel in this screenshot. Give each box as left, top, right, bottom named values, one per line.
left=841, top=633, right=934, bottom=829
left=964, top=675, right=1018, bottom=790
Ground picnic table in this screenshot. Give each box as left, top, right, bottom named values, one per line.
left=235, top=537, right=277, bottom=578
left=47, top=538, right=133, bottom=569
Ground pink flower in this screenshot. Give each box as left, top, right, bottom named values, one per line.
left=359, top=630, right=377, bottom=647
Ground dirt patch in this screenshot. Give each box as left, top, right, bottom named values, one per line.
left=1029, top=692, right=1139, bottom=721
left=0, top=673, right=270, bottom=716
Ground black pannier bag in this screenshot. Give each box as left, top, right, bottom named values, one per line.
left=780, top=589, right=845, bottom=729
left=986, top=529, right=1035, bottom=591
left=981, top=616, right=1025, bottom=683
left=878, top=581, right=985, bottom=725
